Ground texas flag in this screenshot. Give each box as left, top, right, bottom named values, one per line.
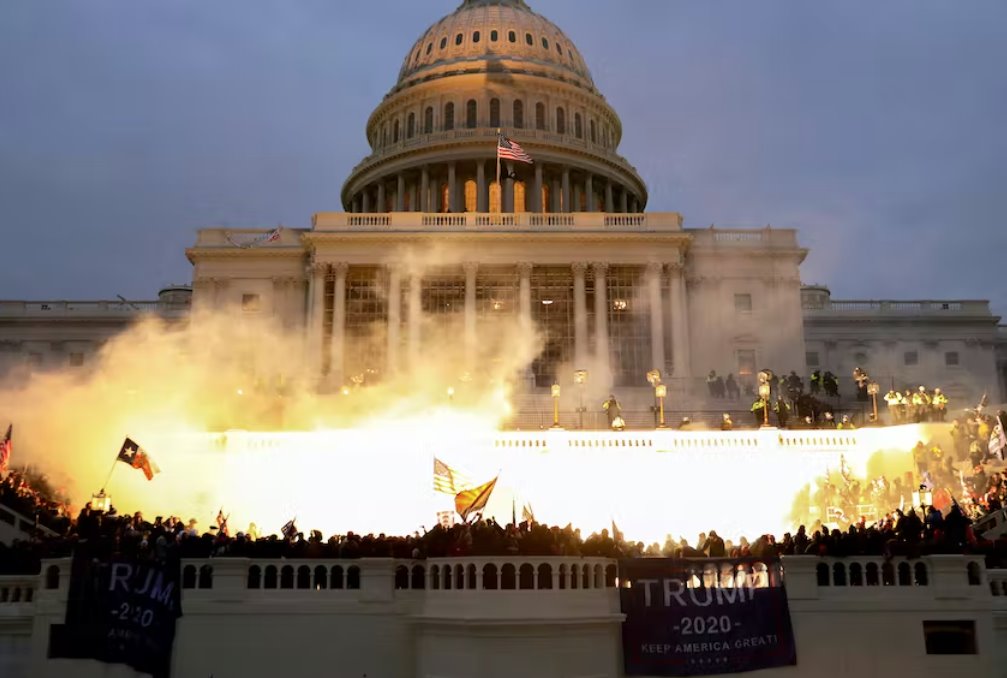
left=116, top=437, right=160, bottom=481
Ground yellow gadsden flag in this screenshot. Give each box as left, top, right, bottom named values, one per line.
left=454, top=476, right=498, bottom=522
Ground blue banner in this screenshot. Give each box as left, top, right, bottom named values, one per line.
left=620, top=558, right=796, bottom=676
left=49, top=548, right=183, bottom=678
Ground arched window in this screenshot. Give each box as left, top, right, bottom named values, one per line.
left=407, top=112, right=415, bottom=139
left=440, top=37, right=447, bottom=50
left=557, top=43, right=563, bottom=55
left=455, top=33, right=463, bottom=46
left=490, top=30, right=498, bottom=42
left=574, top=113, right=583, bottom=139
left=393, top=119, right=400, bottom=143
left=513, top=100, right=524, bottom=129
left=473, top=31, right=481, bottom=44
left=525, top=33, right=533, bottom=46
left=508, top=30, right=517, bottom=43
left=556, top=107, right=566, bottom=134
left=426, top=42, right=433, bottom=55
left=535, top=102, right=546, bottom=130
left=542, top=37, right=549, bottom=50
left=489, top=98, right=500, bottom=128
left=424, top=107, right=433, bottom=134
left=466, top=99, right=477, bottom=129
left=590, top=119, right=596, bottom=143
left=444, top=102, right=454, bottom=131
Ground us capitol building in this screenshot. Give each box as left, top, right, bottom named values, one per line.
left=1, top=0, right=1004, bottom=413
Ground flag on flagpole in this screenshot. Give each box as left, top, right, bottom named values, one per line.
left=497, top=135, right=534, bottom=165
left=281, top=518, right=298, bottom=540
left=521, top=501, right=535, bottom=524
left=434, top=457, right=471, bottom=494
left=0, top=424, right=11, bottom=473
left=216, top=509, right=230, bottom=537
left=455, top=476, right=498, bottom=522
left=611, top=519, right=625, bottom=544
left=116, top=437, right=159, bottom=481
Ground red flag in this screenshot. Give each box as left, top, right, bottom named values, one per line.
left=0, top=424, right=10, bottom=472
left=454, top=476, right=498, bottom=522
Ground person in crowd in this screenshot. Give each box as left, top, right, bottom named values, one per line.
left=852, top=367, right=870, bottom=402
left=823, top=371, right=839, bottom=398
left=884, top=389, right=903, bottom=424
left=821, top=411, right=836, bottom=429
left=714, top=374, right=726, bottom=399
left=774, top=395, right=791, bottom=429
left=810, top=370, right=822, bottom=395
left=751, top=396, right=768, bottom=426
left=786, top=371, right=804, bottom=400
left=838, top=415, right=856, bottom=430
left=725, top=373, right=740, bottom=400
left=701, top=530, right=726, bottom=558
left=720, top=413, right=734, bottom=431
left=912, top=386, right=932, bottom=423
left=706, top=371, right=718, bottom=398
left=932, top=388, right=949, bottom=422
left=602, top=394, right=624, bottom=431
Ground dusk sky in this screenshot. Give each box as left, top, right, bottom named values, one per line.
left=1, top=0, right=1005, bottom=315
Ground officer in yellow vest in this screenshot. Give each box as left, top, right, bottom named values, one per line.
left=931, top=388, right=949, bottom=422
left=884, top=389, right=902, bottom=424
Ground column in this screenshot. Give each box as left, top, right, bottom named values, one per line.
left=573, top=184, right=582, bottom=213
left=307, top=263, right=327, bottom=376
left=362, top=188, right=371, bottom=214
left=386, top=265, right=402, bottom=376
left=534, top=163, right=544, bottom=213
left=504, top=161, right=515, bottom=212
left=562, top=168, right=571, bottom=214
left=421, top=167, right=430, bottom=212
left=410, top=181, right=419, bottom=212
left=647, top=263, right=666, bottom=375
left=667, top=261, right=692, bottom=380
left=352, top=195, right=361, bottom=214
left=584, top=173, right=594, bottom=212
left=572, top=262, right=588, bottom=368
left=330, top=262, right=349, bottom=384
left=408, top=273, right=422, bottom=368
left=464, top=262, right=478, bottom=365
left=605, top=181, right=614, bottom=213
left=629, top=195, right=638, bottom=213
left=592, top=262, right=610, bottom=375
left=377, top=183, right=386, bottom=213
left=396, top=174, right=405, bottom=212
left=448, top=162, right=457, bottom=212
left=476, top=161, right=488, bottom=213
left=620, top=189, right=628, bottom=214
left=518, top=262, right=533, bottom=331
left=551, top=178, right=562, bottom=213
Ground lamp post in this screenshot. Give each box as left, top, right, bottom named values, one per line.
left=655, top=384, right=668, bottom=429
left=867, top=382, right=880, bottom=423
left=551, top=383, right=562, bottom=429
left=758, top=382, right=771, bottom=427
left=574, top=369, right=588, bottom=429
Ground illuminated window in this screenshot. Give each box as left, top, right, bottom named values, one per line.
left=69, top=352, right=84, bottom=367
left=946, top=351, right=960, bottom=366
left=540, top=184, right=550, bottom=213
left=607, top=266, right=652, bottom=386
left=242, top=294, right=261, bottom=313
left=574, top=113, right=583, bottom=139
left=489, top=98, right=500, bottom=128
left=489, top=181, right=501, bottom=213
left=737, top=349, right=756, bottom=377
left=556, top=107, right=566, bottom=134
left=424, top=107, right=433, bottom=134
left=514, top=181, right=526, bottom=213
left=444, top=102, right=454, bottom=131
left=532, top=267, right=575, bottom=387
left=466, top=99, right=477, bottom=129
left=904, top=351, right=918, bottom=366
left=535, top=102, right=546, bottom=130
left=464, top=179, right=477, bottom=213
left=440, top=183, right=450, bottom=213
left=513, top=100, right=524, bottom=129
left=734, top=293, right=752, bottom=312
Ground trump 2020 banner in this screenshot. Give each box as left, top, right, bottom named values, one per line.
left=49, top=547, right=183, bottom=678
left=620, top=558, right=796, bottom=676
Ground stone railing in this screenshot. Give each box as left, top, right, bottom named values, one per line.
left=0, top=575, right=36, bottom=608
left=688, top=228, right=801, bottom=250
left=802, top=299, right=992, bottom=316
left=311, top=211, right=684, bottom=233
left=0, top=300, right=186, bottom=318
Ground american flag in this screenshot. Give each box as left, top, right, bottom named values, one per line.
left=0, top=424, right=10, bottom=472
left=497, top=136, right=534, bottom=164
left=434, top=457, right=470, bottom=495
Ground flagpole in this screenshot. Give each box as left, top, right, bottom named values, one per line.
left=100, top=456, right=119, bottom=494
left=496, top=128, right=501, bottom=205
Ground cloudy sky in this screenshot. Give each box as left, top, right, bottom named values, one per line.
left=1, top=0, right=1005, bottom=315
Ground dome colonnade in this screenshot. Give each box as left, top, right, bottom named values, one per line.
left=341, top=0, right=647, bottom=215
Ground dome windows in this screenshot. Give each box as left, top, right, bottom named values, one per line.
left=590, top=119, right=596, bottom=144
left=393, top=119, right=400, bottom=143
left=440, top=37, right=447, bottom=50
left=556, top=107, right=566, bottom=135
left=426, top=42, right=433, bottom=55
left=490, top=30, right=498, bottom=42
left=535, top=103, right=546, bottom=131
left=489, top=98, right=501, bottom=128
left=473, top=31, right=480, bottom=44
left=557, top=43, right=563, bottom=55
left=424, top=107, right=434, bottom=134
left=407, top=113, right=415, bottom=139
left=542, top=38, right=549, bottom=50
left=455, top=33, right=463, bottom=46
left=574, top=113, right=583, bottom=139
left=513, top=100, right=524, bottom=129
left=525, top=33, right=533, bottom=46
left=444, top=102, right=455, bottom=131
left=466, top=99, right=477, bottom=129
left=508, top=31, right=517, bottom=43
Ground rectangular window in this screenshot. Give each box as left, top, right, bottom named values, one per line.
left=734, top=293, right=753, bottom=312
left=904, top=351, right=919, bottom=366
left=737, top=349, right=756, bottom=377
left=923, top=620, right=977, bottom=655
left=806, top=351, right=819, bottom=367
left=241, top=294, right=261, bottom=313
left=945, top=351, right=960, bottom=367
left=69, top=352, right=84, bottom=367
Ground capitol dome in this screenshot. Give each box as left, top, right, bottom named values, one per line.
left=342, top=0, right=647, bottom=215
